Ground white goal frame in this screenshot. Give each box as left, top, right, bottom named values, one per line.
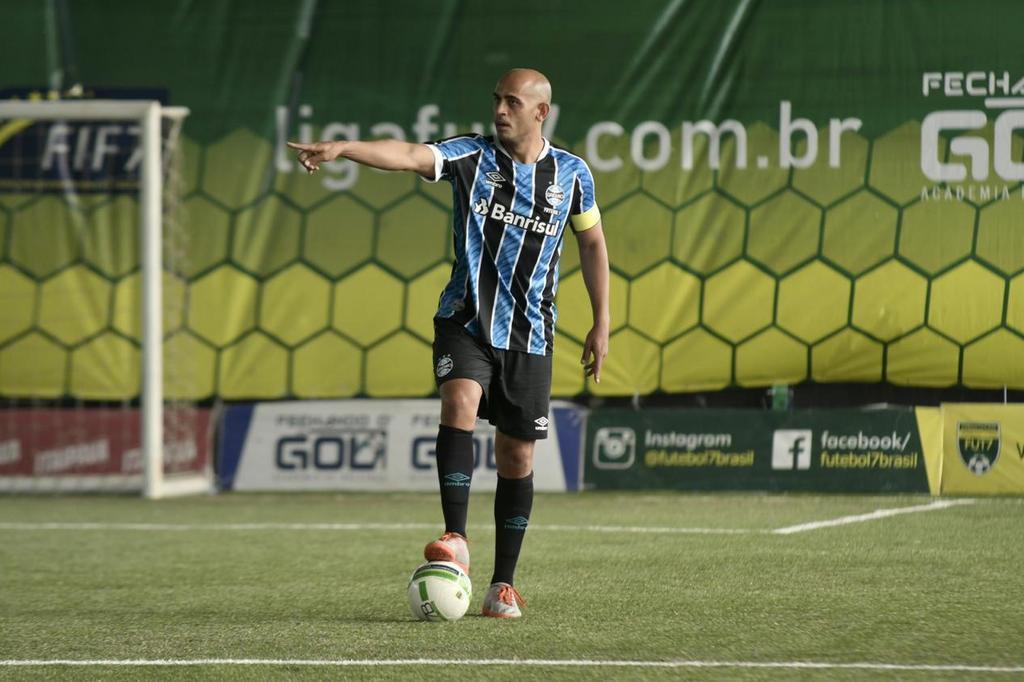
left=0, top=100, right=209, bottom=499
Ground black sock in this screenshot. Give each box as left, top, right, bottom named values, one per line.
left=435, top=424, right=475, bottom=537
left=491, top=472, right=534, bottom=586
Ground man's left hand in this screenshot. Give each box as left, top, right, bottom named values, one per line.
left=582, top=324, right=609, bottom=383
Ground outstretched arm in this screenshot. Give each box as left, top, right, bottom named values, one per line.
left=575, top=221, right=610, bottom=383
left=287, top=139, right=437, bottom=179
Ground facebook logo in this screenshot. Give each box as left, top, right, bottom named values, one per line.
left=772, top=429, right=812, bottom=470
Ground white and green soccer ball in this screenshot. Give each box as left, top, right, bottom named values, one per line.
left=407, top=561, right=472, bottom=622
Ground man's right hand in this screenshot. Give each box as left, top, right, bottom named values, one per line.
left=288, top=139, right=437, bottom=178
left=286, top=141, right=342, bottom=174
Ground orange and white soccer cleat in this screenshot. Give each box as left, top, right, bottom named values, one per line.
left=423, top=532, right=470, bottom=573
left=481, top=582, right=525, bottom=618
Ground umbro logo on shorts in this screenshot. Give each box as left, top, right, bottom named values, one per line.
left=436, top=354, right=454, bottom=378
left=534, top=416, right=549, bottom=431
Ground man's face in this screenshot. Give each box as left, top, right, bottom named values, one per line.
left=492, top=78, right=543, bottom=145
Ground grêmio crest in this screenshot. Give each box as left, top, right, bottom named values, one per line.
left=957, top=421, right=1001, bottom=476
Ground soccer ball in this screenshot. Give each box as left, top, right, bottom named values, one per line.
left=407, top=561, right=472, bottom=622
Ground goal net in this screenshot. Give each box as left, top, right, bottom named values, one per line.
left=0, top=99, right=212, bottom=498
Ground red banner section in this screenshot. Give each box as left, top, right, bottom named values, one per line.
left=0, top=408, right=210, bottom=477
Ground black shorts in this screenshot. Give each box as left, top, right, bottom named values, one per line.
left=432, top=317, right=552, bottom=440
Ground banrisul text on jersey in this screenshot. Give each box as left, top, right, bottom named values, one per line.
left=423, top=134, right=601, bottom=356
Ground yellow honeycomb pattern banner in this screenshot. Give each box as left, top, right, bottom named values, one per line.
left=1, top=121, right=1022, bottom=400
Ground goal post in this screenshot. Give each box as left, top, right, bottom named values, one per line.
left=0, top=99, right=211, bottom=499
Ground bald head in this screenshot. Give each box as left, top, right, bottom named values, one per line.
left=492, top=68, right=552, bottom=149
left=497, top=68, right=552, bottom=105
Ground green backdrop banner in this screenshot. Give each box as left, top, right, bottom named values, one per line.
left=585, top=407, right=930, bottom=492
left=0, top=1, right=1022, bottom=400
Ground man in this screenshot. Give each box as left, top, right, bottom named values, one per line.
left=288, top=68, right=609, bottom=619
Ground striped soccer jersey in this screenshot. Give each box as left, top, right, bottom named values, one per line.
left=424, top=134, right=600, bottom=356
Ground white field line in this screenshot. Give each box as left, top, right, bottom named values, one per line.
left=0, top=500, right=975, bottom=536
left=0, top=521, right=752, bottom=535
left=540, top=524, right=753, bottom=535
left=0, top=658, right=1021, bottom=673
left=0, top=497, right=974, bottom=532
left=772, top=499, right=975, bottom=535
left=0, top=522, right=439, bottom=531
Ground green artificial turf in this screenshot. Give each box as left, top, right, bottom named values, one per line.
left=1, top=492, right=1022, bottom=680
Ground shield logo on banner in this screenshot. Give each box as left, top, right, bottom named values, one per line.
left=957, top=421, right=1001, bottom=476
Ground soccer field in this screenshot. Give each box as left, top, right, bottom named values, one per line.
left=2, top=492, right=1023, bottom=680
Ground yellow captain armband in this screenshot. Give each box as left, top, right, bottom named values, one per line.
left=570, top=205, right=601, bottom=232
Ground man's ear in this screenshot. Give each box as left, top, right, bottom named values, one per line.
left=536, top=102, right=550, bottom=122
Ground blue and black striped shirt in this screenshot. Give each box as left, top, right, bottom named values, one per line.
left=425, top=134, right=600, bottom=356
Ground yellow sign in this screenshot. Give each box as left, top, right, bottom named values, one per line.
left=939, top=404, right=1024, bottom=495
